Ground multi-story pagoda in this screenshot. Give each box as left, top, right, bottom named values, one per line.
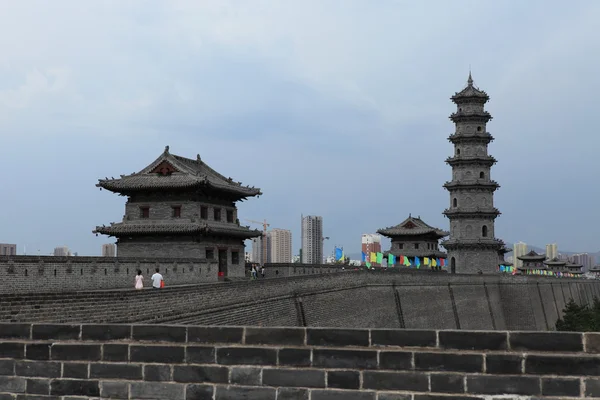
left=378, top=215, right=449, bottom=267
left=544, top=257, right=567, bottom=274
left=93, top=146, right=262, bottom=277
left=564, top=261, right=584, bottom=276
left=517, top=251, right=546, bottom=274
left=441, top=73, right=505, bottom=274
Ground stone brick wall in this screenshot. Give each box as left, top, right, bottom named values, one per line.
left=2, top=269, right=599, bottom=332
left=0, top=257, right=342, bottom=294
left=0, top=256, right=220, bottom=294
left=1, top=324, right=600, bottom=399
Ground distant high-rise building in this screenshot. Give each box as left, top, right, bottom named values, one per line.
left=250, top=236, right=265, bottom=264
left=545, top=244, right=558, bottom=260
left=572, top=253, right=593, bottom=272
left=301, top=215, right=323, bottom=264
left=269, top=229, right=292, bottom=263
left=513, top=242, right=527, bottom=268
left=0, top=244, right=16, bottom=256
left=102, top=243, right=116, bottom=257
left=53, top=246, right=71, bottom=257
left=361, top=234, right=382, bottom=264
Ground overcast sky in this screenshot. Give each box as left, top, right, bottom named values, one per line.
left=1, top=1, right=599, bottom=258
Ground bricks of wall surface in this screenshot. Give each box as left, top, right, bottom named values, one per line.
left=2, top=324, right=600, bottom=399
left=2, top=269, right=599, bottom=332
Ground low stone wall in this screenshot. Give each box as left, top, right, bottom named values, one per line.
left=0, top=256, right=343, bottom=294
left=1, top=324, right=600, bottom=399
left=2, top=271, right=599, bottom=332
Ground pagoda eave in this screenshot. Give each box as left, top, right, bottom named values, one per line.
left=443, top=181, right=500, bottom=190
left=96, top=181, right=261, bottom=199
left=445, top=157, right=497, bottom=167
left=443, top=209, right=501, bottom=218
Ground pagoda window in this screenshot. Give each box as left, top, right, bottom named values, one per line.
left=214, top=208, right=222, bottom=221
left=140, top=207, right=150, bottom=219
left=480, top=172, right=485, bottom=179
left=172, top=206, right=181, bottom=218
left=200, top=206, right=208, bottom=220
left=232, top=251, right=240, bottom=265
left=456, top=148, right=460, bottom=156
left=477, top=126, right=482, bottom=132
left=482, top=225, right=488, bottom=237
left=453, top=198, right=458, bottom=207
left=226, top=210, right=234, bottom=223
left=414, top=243, right=419, bottom=250
left=206, top=248, right=214, bottom=259
left=397, top=243, right=404, bottom=250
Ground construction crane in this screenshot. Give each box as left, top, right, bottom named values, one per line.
left=245, top=219, right=270, bottom=264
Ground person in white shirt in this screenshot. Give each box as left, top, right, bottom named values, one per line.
left=151, top=268, right=163, bottom=289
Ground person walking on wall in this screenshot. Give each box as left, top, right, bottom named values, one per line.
left=151, top=268, right=163, bottom=289
left=134, top=269, right=144, bottom=290
left=251, top=265, right=257, bottom=280
left=260, top=266, right=265, bottom=279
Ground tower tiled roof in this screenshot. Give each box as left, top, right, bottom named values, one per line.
left=544, top=257, right=567, bottom=266
left=93, top=220, right=262, bottom=239
left=517, top=250, right=546, bottom=261
left=96, top=146, right=261, bottom=198
left=378, top=215, right=449, bottom=238
left=451, top=72, right=490, bottom=101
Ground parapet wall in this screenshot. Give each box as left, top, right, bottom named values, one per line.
left=0, top=256, right=342, bottom=294
left=1, top=323, right=600, bottom=399
left=2, top=271, right=599, bottom=332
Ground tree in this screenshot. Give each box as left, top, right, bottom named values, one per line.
left=556, top=297, right=600, bottom=332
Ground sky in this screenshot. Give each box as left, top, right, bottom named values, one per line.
left=1, top=0, right=599, bottom=258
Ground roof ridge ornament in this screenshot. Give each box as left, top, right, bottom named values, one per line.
left=164, top=145, right=170, bottom=154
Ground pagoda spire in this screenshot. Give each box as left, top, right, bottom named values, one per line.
left=467, top=71, right=473, bottom=86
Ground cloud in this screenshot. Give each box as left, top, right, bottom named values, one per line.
left=0, top=1, right=599, bottom=257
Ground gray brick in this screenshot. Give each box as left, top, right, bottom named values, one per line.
left=245, top=327, right=305, bottom=345
left=25, top=379, right=49, bottom=395
left=311, top=390, right=375, bottom=400
left=363, top=371, right=428, bottom=391
left=90, top=363, right=142, bottom=380
left=466, top=376, right=540, bottom=395
left=50, top=344, right=101, bottom=361
left=217, top=347, right=277, bottom=365
left=215, top=386, right=275, bottom=400
left=100, top=381, right=129, bottom=399
left=263, top=369, right=325, bottom=388
left=313, top=349, right=377, bottom=369
left=31, top=325, right=79, bottom=340
left=0, top=360, right=15, bottom=376
left=186, top=384, right=214, bottom=400
left=276, top=388, right=308, bottom=400
left=230, top=367, right=261, bottom=385
left=173, top=365, right=228, bottom=383
left=81, top=324, right=131, bottom=341
left=307, top=328, right=369, bottom=347
left=144, top=364, right=171, bottom=381
left=50, top=379, right=100, bottom=397
left=130, top=382, right=185, bottom=399
left=0, top=376, right=26, bottom=393
left=132, top=325, right=186, bottom=342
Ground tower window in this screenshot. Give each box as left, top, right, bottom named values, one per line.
left=456, top=148, right=461, bottom=155
left=140, top=207, right=150, bottom=218
left=477, top=126, right=482, bottom=132
left=397, top=243, right=404, bottom=250
left=414, top=243, right=419, bottom=250
left=453, top=198, right=458, bottom=207
left=214, top=208, right=221, bottom=221
left=172, top=206, right=181, bottom=218
left=200, top=206, right=208, bottom=219
left=480, top=172, right=485, bottom=179
left=226, top=210, right=234, bottom=223
left=482, top=225, right=488, bottom=237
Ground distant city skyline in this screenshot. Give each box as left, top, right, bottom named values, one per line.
left=1, top=2, right=599, bottom=259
